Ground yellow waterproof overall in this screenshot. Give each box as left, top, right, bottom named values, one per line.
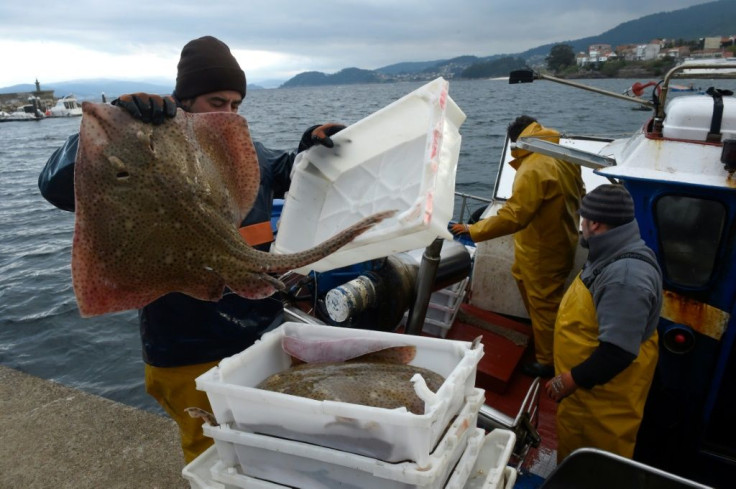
left=145, top=361, right=218, bottom=463
left=554, top=274, right=658, bottom=462
left=469, top=123, right=583, bottom=365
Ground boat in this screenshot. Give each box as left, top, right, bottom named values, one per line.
left=0, top=96, right=45, bottom=122
left=179, top=66, right=736, bottom=488
left=460, top=62, right=736, bottom=487
left=670, top=83, right=701, bottom=93
left=47, top=95, right=83, bottom=117
left=0, top=107, right=45, bottom=122
left=282, top=63, right=736, bottom=487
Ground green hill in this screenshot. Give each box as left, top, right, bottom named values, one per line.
left=281, top=68, right=383, bottom=88
left=520, top=0, right=734, bottom=58
left=282, top=0, right=733, bottom=87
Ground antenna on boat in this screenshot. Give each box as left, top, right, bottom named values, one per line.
left=508, top=69, right=655, bottom=109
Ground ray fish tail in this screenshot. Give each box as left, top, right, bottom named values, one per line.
left=256, top=210, right=396, bottom=273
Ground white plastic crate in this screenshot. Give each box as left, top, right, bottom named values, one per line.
left=205, top=430, right=485, bottom=489
left=402, top=278, right=468, bottom=338
left=196, top=322, right=483, bottom=466
left=183, top=445, right=291, bottom=489
left=183, top=446, right=228, bottom=489
left=274, top=77, right=466, bottom=273
left=444, top=428, right=485, bottom=489
left=183, top=445, right=290, bottom=489
left=463, top=430, right=517, bottom=489
left=501, top=467, right=517, bottom=489
left=205, top=390, right=484, bottom=489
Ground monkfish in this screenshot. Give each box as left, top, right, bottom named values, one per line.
left=72, top=102, right=394, bottom=317
left=257, top=335, right=445, bottom=414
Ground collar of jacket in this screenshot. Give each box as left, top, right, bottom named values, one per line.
left=585, top=220, right=644, bottom=267
left=509, top=122, right=561, bottom=168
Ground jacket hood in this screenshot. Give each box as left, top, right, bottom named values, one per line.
left=510, top=122, right=561, bottom=164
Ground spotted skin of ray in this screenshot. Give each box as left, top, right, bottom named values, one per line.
left=256, top=361, right=445, bottom=415
left=72, top=102, right=395, bottom=317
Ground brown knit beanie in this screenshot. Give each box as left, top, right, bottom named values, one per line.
left=174, top=36, right=246, bottom=100
left=579, top=184, right=635, bottom=226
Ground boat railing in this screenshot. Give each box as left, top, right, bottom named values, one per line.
left=454, top=191, right=493, bottom=224
left=509, top=62, right=736, bottom=127
left=653, top=61, right=736, bottom=134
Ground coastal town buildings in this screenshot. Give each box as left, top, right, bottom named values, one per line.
left=577, top=35, right=735, bottom=66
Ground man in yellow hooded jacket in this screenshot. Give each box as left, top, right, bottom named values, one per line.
left=451, top=116, right=584, bottom=377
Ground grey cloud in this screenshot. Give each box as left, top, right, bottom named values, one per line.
left=0, top=0, right=716, bottom=83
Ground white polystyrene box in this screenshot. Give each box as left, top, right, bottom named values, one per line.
left=205, top=390, right=484, bottom=489
left=195, top=322, right=483, bottom=466
left=662, top=94, right=736, bottom=141
left=463, top=430, right=517, bottom=489
left=274, top=77, right=466, bottom=273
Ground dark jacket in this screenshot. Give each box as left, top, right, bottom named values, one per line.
left=38, top=131, right=298, bottom=366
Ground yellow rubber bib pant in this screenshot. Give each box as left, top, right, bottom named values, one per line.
left=554, top=274, right=658, bottom=462
left=145, top=361, right=218, bottom=463
left=512, top=262, right=569, bottom=366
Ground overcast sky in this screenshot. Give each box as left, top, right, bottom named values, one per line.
left=0, top=0, right=714, bottom=87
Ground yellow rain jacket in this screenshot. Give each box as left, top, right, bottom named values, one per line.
left=554, top=275, right=659, bottom=461
left=468, top=122, right=584, bottom=364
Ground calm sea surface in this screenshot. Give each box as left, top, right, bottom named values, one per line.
left=1, top=77, right=732, bottom=413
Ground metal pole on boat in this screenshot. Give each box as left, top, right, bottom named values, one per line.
left=404, top=238, right=444, bottom=335
left=509, top=70, right=655, bottom=109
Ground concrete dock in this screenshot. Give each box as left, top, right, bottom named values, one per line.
left=0, top=365, right=190, bottom=488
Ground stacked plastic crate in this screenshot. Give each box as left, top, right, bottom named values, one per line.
left=183, top=323, right=516, bottom=489
left=401, top=277, right=470, bottom=338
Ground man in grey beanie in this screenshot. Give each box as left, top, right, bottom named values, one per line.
left=38, top=35, right=344, bottom=463
left=544, top=184, right=663, bottom=462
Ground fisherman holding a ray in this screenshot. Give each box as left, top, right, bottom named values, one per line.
left=38, top=35, right=346, bottom=463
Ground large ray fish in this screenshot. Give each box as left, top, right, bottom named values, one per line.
left=72, top=102, right=394, bottom=317
left=257, top=335, right=445, bottom=414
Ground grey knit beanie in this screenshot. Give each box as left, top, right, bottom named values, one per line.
left=174, top=36, right=246, bottom=100
left=579, top=184, right=635, bottom=226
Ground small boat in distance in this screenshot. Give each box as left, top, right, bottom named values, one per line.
left=0, top=97, right=45, bottom=122
left=670, top=83, right=702, bottom=93
left=47, top=95, right=83, bottom=117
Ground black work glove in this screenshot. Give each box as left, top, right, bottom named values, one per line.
left=298, top=123, right=346, bottom=152
left=111, top=93, right=178, bottom=125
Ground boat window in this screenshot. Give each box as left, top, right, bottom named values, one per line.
left=655, top=195, right=726, bottom=287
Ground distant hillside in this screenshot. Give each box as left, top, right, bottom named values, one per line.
left=519, top=0, right=734, bottom=59
left=0, top=79, right=174, bottom=100
left=376, top=60, right=452, bottom=75
left=282, top=0, right=732, bottom=87
left=281, top=67, right=384, bottom=88
left=461, top=57, right=529, bottom=79
left=0, top=79, right=267, bottom=100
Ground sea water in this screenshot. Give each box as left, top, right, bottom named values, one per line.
left=1, top=77, right=731, bottom=413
